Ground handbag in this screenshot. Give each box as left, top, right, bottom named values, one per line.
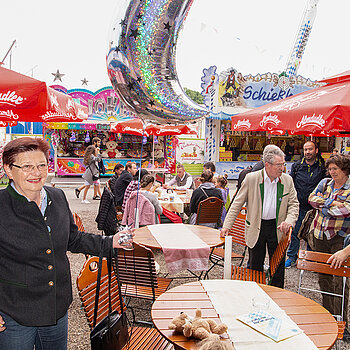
left=297, top=208, right=316, bottom=243
left=90, top=239, right=129, bottom=350
left=89, top=164, right=99, bottom=181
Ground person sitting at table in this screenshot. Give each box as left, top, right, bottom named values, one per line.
left=163, top=164, right=194, bottom=190
left=140, top=175, right=163, bottom=224
left=113, top=161, right=137, bottom=206
left=189, top=170, right=223, bottom=227
left=214, top=174, right=230, bottom=224
left=122, top=169, right=149, bottom=212
left=109, top=163, right=124, bottom=192
left=203, top=161, right=219, bottom=178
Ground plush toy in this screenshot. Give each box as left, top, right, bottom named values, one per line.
left=102, top=140, right=121, bottom=158
left=168, top=312, right=190, bottom=333
left=169, top=309, right=228, bottom=341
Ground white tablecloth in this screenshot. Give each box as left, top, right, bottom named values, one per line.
left=201, top=280, right=318, bottom=350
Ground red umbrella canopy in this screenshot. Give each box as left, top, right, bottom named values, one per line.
left=0, top=66, right=88, bottom=122
left=110, top=119, right=197, bottom=136
left=231, top=76, right=350, bottom=136
left=110, top=119, right=148, bottom=136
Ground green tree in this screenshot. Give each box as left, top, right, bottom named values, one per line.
left=184, top=88, right=204, bottom=105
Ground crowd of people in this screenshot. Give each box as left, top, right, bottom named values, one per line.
left=2, top=135, right=350, bottom=347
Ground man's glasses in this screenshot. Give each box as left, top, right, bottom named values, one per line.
left=269, top=162, right=286, bottom=168
left=11, top=163, right=48, bottom=173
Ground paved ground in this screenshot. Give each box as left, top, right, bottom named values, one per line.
left=2, top=177, right=348, bottom=349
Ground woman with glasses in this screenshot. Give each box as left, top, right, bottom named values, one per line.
left=308, top=154, right=350, bottom=338
left=0, top=137, right=131, bottom=350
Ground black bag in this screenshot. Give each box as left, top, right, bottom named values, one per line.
left=89, top=165, right=99, bottom=181
left=90, top=240, right=129, bottom=350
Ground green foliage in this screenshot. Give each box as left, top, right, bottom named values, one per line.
left=184, top=88, right=204, bottom=105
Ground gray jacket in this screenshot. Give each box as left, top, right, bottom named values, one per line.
left=82, top=154, right=101, bottom=184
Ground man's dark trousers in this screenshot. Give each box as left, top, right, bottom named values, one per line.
left=248, top=219, right=285, bottom=288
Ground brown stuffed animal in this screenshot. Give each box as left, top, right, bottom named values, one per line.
left=168, top=311, right=190, bottom=333
left=183, top=309, right=228, bottom=340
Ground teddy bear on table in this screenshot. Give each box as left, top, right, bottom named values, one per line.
left=169, top=308, right=228, bottom=341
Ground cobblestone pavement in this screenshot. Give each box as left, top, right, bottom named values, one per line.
left=52, top=180, right=349, bottom=350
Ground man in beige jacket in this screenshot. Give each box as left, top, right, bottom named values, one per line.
left=221, top=145, right=299, bottom=287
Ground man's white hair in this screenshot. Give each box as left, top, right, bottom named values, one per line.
left=263, top=144, right=285, bottom=164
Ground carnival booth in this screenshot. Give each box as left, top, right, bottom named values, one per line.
left=44, top=122, right=177, bottom=177
left=200, top=68, right=335, bottom=179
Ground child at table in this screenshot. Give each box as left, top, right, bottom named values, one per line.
left=214, top=175, right=230, bottom=225
left=198, top=338, right=234, bottom=350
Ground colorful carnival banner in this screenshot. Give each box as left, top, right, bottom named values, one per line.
left=50, top=85, right=136, bottom=122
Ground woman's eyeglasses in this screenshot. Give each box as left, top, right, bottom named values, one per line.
left=11, top=163, right=48, bottom=173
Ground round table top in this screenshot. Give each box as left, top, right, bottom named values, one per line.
left=151, top=281, right=338, bottom=350
left=133, top=224, right=224, bottom=250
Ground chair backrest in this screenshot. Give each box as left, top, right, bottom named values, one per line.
left=73, top=212, right=85, bottom=232
left=196, top=196, right=224, bottom=225
left=229, top=207, right=247, bottom=247
left=297, top=250, right=350, bottom=278
left=114, top=242, right=158, bottom=293
left=269, top=227, right=292, bottom=278
left=76, top=256, right=124, bottom=329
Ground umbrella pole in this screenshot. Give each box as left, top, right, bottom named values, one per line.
left=152, top=135, right=155, bottom=168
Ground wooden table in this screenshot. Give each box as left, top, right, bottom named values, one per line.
left=151, top=281, right=338, bottom=350
left=133, top=224, right=224, bottom=251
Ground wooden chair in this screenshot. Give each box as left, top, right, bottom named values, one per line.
left=195, top=196, right=224, bottom=227
left=296, top=250, right=350, bottom=349
left=114, top=242, right=173, bottom=323
left=231, top=227, right=292, bottom=284
left=73, top=213, right=89, bottom=260
left=76, top=256, right=173, bottom=350
left=204, top=207, right=247, bottom=279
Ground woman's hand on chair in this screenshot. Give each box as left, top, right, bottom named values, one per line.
left=328, top=248, right=350, bottom=269
left=220, top=228, right=229, bottom=237
left=0, top=315, right=5, bottom=332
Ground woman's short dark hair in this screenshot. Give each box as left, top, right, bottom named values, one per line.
left=199, top=170, right=213, bottom=183
left=134, top=168, right=149, bottom=180
left=3, top=137, right=50, bottom=166
left=326, top=154, right=350, bottom=176
left=140, top=174, right=155, bottom=188
left=204, top=161, right=216, bottom=173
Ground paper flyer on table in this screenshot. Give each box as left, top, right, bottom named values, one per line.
left=237, top=310, right=303, bottom=342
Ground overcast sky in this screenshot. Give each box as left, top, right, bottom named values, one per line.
left=1, top=0, right=349, bottom=93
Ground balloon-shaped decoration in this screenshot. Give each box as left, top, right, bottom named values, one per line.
left=69, top=131, right=76, bottom=142
left=107, top=0, right=208, bottom=124
left=142, top=135, right=148, bottom=145
left=85, top=131, right=90, bottom=143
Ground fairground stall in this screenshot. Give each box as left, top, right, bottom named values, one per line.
left=200, top=67, right=335, bottom=179
left=44, top=121, right=177, bottom=177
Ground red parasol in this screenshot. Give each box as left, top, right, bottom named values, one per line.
left=231, top=71, right=350, bottom=136
left=0, top=66, right=88, bottom=123
left=110, top=119, right=197, bottom=136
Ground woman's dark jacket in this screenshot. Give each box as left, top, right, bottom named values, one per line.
left=189, top=186, right=223, bottom=214
left=0, top=185, right=113, bottom=327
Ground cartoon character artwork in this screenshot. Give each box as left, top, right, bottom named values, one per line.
left=218, top=68, right=245, bottom=107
